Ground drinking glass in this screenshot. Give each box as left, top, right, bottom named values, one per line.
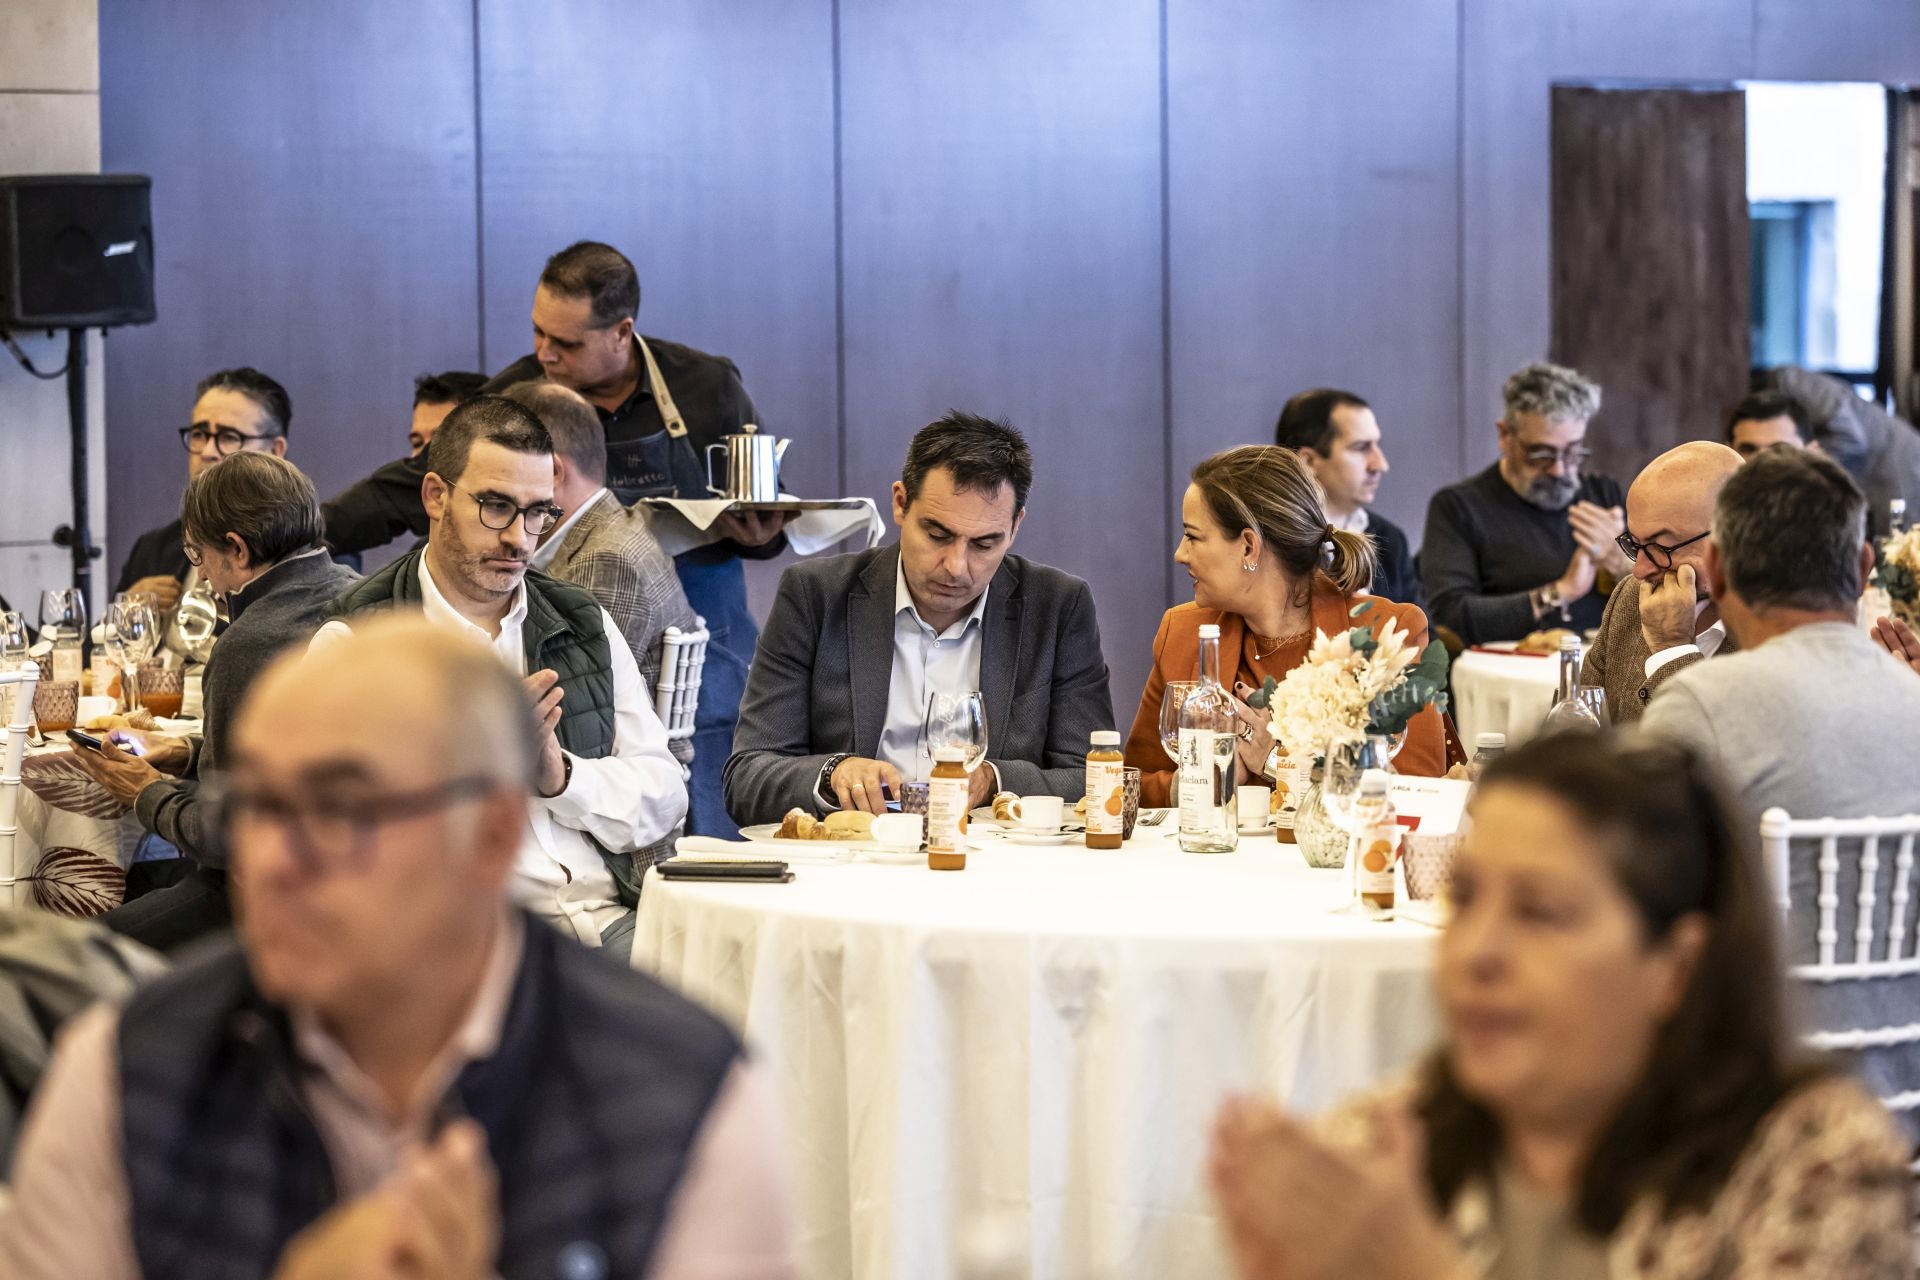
left=107, top=601, right=159, bottom=709
left=920, top=691, right=989, bottom=776
left=1578, top=685, right=1610, bottom=727
left=38, top=588, right=86, bottom=644
left=0, top=610, right=29, bottom=723
left=1157, top=682, right=1196, bottom=762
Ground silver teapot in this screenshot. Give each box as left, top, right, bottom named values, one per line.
left=705, top=426, right=790, bottom=503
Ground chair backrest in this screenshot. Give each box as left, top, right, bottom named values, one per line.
left=653, top=618, right=709, bottom=744
left=1762, top=806, right=1920, bottom=1112
left=0, top=662, right=42, bottom=912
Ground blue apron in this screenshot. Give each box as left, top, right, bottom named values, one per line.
left=606, top=337, right=754, bottom=839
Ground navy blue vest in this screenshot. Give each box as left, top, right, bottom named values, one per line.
left=117, top=919, right=741, bottom=1280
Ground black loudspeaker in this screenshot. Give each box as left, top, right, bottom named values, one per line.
left=0, top=174, right=155, bottom=329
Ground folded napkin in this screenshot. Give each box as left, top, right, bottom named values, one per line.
left=672, top=835, right=852, bottom=866
left=642, top=496, right=883, bottom=557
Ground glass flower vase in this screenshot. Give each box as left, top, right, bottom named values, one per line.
left=1294, top=732, right=1405, bottom=870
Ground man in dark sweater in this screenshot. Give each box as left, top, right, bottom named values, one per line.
left=73, top=453, right=357, bottom=951
left=1274, top=388, right=1420, bottom=605
left=1421, top=361, right=1632, bottom=644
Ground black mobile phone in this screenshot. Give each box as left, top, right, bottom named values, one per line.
left=656, top=859, right=792, bottom=882
left=65, top=729, right=107, bottom=753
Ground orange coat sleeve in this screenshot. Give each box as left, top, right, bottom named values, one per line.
left=1125, top=609, right=1177, bottom=807
left=1381, top=598, right=1447, bottom=778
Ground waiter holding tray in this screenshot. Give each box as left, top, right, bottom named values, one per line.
left=322, top=241, right=791, bottom=837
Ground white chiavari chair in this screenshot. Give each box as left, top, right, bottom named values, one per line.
left=0, top=661, right=42, bottom=910
left=653, top=619, right=709, bottom=778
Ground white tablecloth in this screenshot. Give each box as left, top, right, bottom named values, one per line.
left=632, top=825, right=1440, bottom=1280
left=1451, top=646, right=1559, bottom=748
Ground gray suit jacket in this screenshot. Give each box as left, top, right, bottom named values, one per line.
left=1580, top=574, right=1739, bottom=727
left=542, top=495, right=698, bottom=764
left=724, top=546, right=1114, bottom=826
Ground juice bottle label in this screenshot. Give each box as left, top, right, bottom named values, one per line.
left=1085, top=760, right=1125, bottom=835
left=927, top=775, right=970, bottom=855
left=1357, top=821, right=1401, bottom=906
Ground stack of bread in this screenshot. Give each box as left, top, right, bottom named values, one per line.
left=777, top=808, right=874, bottom=841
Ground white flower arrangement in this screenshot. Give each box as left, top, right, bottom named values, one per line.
left=1265, top=613, right=1425, bottom=759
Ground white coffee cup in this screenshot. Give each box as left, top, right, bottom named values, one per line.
left=1010, top=794, right=1064, bottom=832
left=1238, top=784, right=1273, bottom=827
left=871, top=812, right=924, bottom=850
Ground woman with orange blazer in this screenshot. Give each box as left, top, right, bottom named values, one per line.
left=1126, top=445, right=1447, bottom=807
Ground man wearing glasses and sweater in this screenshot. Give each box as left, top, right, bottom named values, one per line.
left=1420, top=361, right=1632, bottom=644
left=1580, top=442, right=1745, bottom=725
left=115, top=367, right=293, bottom=615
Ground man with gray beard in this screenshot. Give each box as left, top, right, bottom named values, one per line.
left=1420, top=361, right=1631, bottom=644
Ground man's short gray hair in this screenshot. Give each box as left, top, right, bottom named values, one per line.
left=1503, top=362, right=1602, bottom=424
left=1712, top=447, right=1867, bottom=613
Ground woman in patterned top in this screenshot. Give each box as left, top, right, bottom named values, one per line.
left=1210, top=732, right=1912, bottom=1280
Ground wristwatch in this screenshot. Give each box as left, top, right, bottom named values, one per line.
left=1532, top=581, right=1564, bottom=615
left=818, top=752, right=854, bottom=800
left=539, top=751, right=574, bottom=799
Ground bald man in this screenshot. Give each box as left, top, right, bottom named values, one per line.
left=1581, top=442, right=1745, bottom=723
left=0, top=617, right=796, bottom=1279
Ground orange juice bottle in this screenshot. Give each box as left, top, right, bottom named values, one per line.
left=927, top=747, right=970, bottom=871
left=1085, top=730, right=1125, bottom=849
left=1352, top=769, right=1399, bottom=918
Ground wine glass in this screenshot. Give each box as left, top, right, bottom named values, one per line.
left=38, top=588, right=86, bottom=644
left=0, top=611, right=28, bottom=724
left=1157, top=681, right=1196, bottom=763
left=920, top=691, right=989, bottom=778
left=108, top=600, right=159, bottom=710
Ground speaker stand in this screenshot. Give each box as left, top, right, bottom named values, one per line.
left=49, top=327, right=99, bottom=661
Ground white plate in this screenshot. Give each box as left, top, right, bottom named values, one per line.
left=739, top=822, right=872, bottom=847
left=1238, top=821, right=1277, bottom=836
left=858, top=846, right=926, bottom=865
left=969, top=806, right=1086, bottom=833
left=999, top=829, right=1080, bottom=846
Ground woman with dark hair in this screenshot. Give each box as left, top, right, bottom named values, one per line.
left=1126, top=445, right=1449, bottom=807
left=1210, top=732, right=1911, bottom=1280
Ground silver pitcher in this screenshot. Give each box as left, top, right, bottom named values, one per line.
left=705, top=426, right=790, bottom=502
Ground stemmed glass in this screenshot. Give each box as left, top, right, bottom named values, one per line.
left=920, top=691, right=989, bottom=782
left=107, top=600, right=159, bottom=710
left=1157, top=681, right=1196, bottom=801
left=38, top=588, right=85, bottom=645
left=0, top=611, right=29, bottom=724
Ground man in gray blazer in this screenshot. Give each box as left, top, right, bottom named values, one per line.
left=1581, top=442, right=1742, bottom=724
left=726, top=413, right=1114, bottom=827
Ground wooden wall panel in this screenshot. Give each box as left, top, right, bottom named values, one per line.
left=1550, top=87, right=1749, bottom=481
left=99, top=0, right=481, bottom=564
left=837, top=0, right=1165, bottom=717
left=1166, top=0, right=1460, bottom=535
left=474, top=0, right=839, bottom=503
left=1459, top=0, right=1753, bottom=480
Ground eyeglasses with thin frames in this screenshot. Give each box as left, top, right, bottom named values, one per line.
left=445, top=481, right=564, bottom=537
left=1615, top=528, right=1709, bottom=571
left=179, top=424, right=279, bottom=456
left=207, top=773, right=498, bottom=878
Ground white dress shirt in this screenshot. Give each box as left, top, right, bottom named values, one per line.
left=310, top=554, right=686, bottom=945
left=876, top=559, right=990, bottom=785
left=1645, top=601, right=1728, bottom=679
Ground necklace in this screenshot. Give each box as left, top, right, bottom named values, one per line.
left=1248, top=624, right=1313, bottom=661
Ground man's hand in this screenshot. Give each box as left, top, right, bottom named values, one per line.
left=523, top=670, right=567, bottom=797
left=1638, top=564, right=1700, bottom=651
left=1538, top=549, right=1597, bottom=618
left=123, top=575, right=183, bottom=615
left=67, top=735, right=166, bottom=808
left=271, top=1120, right=499, bottom=1280
left=966, top=762, right=997, bottom=809
left=829, top=756, right=902, bottom=814
left=1872, top=616, right=1920, bottom=676
left=106, top=729, right=193, bottom=776
left=1569, top=501, right=1631, bottom=576
left=714, top=509, right=795, bottom=549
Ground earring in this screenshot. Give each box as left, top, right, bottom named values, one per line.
left=1242, top=560, right=1258, bottom=573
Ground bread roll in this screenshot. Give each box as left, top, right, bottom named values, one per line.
left=822, top=810, right=874, bottom=840
left=992, top=792, right=1019, bottom=823
left=778, top=808, right=817, bottom=840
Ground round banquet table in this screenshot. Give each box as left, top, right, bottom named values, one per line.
left=631, top=824, right=1441, bottom=1280
left=1450, top=643, right=1559, bottom=749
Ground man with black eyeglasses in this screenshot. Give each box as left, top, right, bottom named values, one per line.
left=115, top=367, right=292, bottom=616
left=312, top=395, right=685, bottom=960
left=1580, top=443, right=1743, bottom=725
left=1421, top=361, right=1632, bottom=644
